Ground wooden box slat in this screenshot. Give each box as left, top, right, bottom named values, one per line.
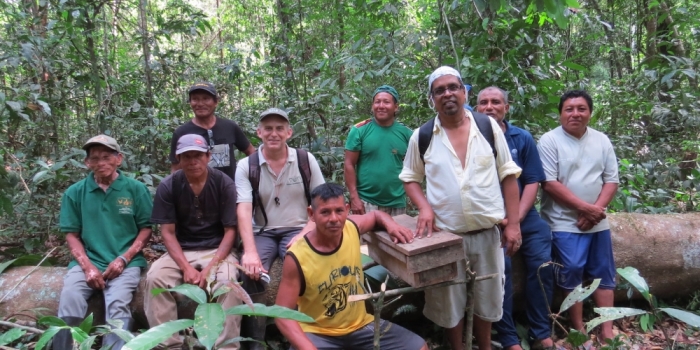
left=363, top=214, right=465, bottom=287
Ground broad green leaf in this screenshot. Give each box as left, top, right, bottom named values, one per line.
left=217, top=337, right=264, bottom=349
left=33, top=170, right=49, bottom=183
left=562, top=61, right=587, bottom=71
left=123, top=319, right=194, bottom=350
left=559, top=279, right=600, bottom=313
left=79, top=335, right=96, bottom=350
left=109, top=328, right=135, bottom=342
left=212, top=285, right=232, bottom=299
left=616, top=267, right=651, bottom=302
left=35, top=326, right=62, bottom=350
left=566, top=329, right=588, bottom=347
left=36, top=100, right=51, bottom=116
left=586, top=307, right=646, bottom=333
left=79, top=313, right=93, bottom=334
left=152, top=284, right=207, bottom=304
left=194, top=303, right=225, bottom=350
left=0, top=328, right=25, bottom=346
left=70, top=327, right=89, bottom=343
left=660, top=308, right=700, bottom=328
left=39, top=316, right=67, bottom=327
left=5, top=101, right=22, bottom=112
left=225, top=303, right=313, bottom=323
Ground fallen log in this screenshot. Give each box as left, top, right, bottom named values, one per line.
left=1, top=213, right=699, bottom=327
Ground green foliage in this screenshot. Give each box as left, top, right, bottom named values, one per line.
left=0, top=254, right=55, bottom=275
left=560, top=279, right=601, bottom=313
left=0, top=328, right=26, bottom=346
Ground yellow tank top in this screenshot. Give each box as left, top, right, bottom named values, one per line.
left=288, top=219, right=374, bottom=335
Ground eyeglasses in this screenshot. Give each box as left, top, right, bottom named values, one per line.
left=194, top=196, right=203, bottom=220
left=87, top=153, right=118, bottom=164
left=431, top=84, right=463, bottom=97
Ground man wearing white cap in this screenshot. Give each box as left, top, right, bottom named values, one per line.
left=55, top=135, right=153, bottom=350
left=399, top=67, right=522, bottom=350
left=146, top=134, right=243, bottom=349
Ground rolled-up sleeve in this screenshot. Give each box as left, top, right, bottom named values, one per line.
left=492, top=119, right=521, bottom=181
left=398, top=129, right=424, bottom=184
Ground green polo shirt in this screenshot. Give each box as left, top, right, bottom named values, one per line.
left=60, top=171, right=152, bottom=271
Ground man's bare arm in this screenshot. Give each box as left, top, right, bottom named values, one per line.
left=350, top=211, right=414, bottom=244
left=404, top=182, right=439, bottom=238
left=161, top=223, right=201, bottom=285
left=66, top=232, right=105, bottom=290
left=501, top=175, right=522, bottom=256
left=199, top=226, right=236, bottom=288
left=237, top=202, right=265, bottom=280
left=542, top=181, right=606, bottom=223
left=103, top=227, right=152, bottom=280
left=244, top=144, right=256, bottom=156
left=344, top=150, right=365, bottom=215
left=275, top=255, right=317, bottom=350
left=519, top=183, right=539, bottom=223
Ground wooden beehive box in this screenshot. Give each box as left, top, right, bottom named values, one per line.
left=363, top=214, right=465, bottom=288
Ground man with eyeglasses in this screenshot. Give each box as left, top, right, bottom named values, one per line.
left=169, top=82, right=256, bottom=179
left=54, top=135, right=153, bottom=350
left=147, top=134, right=243, bottom=350
left=399, top=67, right=522, bottom=350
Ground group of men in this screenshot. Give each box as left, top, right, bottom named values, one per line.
left=54, top=65, right=618, bottom=350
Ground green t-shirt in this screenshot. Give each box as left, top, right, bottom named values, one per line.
left=345, top=118, right=413, bottom=208
left=60, top=171, right=153, bottom=271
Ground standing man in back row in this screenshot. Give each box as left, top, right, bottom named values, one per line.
left=538, top=90, right=619, bottom=343
left=400, top=66, right=522, bottom=350
left=170, top=82, right=256, bottom=178
left=345, top=85, right=413, bottom=215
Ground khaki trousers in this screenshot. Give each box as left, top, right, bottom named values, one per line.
left=144, top=249, right=242, bottom=349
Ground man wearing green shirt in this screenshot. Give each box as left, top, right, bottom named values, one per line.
left=55, top=135, right=153, bottom=350
left=344, top=85, right=413, bottom=215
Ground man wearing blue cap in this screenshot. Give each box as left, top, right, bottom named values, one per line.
left=170, top=82, right=256, bottom=180
left=345, top=85, right=413, bottom=215
left=399, top=67, right=522, bottom=350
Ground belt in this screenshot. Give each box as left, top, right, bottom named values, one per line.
left=463, top=227, right=491, bottom=235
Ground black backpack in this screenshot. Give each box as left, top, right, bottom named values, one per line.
left=418, top=111, right=497, bottom=161
left=248, top=149, right=312, bottom=234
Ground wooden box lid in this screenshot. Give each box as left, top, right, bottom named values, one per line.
left=367, top=214, right=463, bottom=256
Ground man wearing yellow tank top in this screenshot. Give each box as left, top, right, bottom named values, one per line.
left=275, top=183, right=428, bottom=350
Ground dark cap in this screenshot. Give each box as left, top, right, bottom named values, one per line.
left=259, top=108, right=290, bottom=122
left=188, top=82, right=217, bottom=99
left=176, top=134, right=209, bottom=155
left=83, top=134, right=121, bottom=153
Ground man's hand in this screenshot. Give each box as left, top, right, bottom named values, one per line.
left=386, top=222, right=414, bottom=244
left=241, top=251, right=266, bottom=281
left=349, top=197, right=366, bottom=215
left=576, top=214, right=596, bottom=231
left=501, top=219, right=522, bottom=257
left=102, top=258, right=126, bottom=281
left=199, top=264, right=215, bottom=289
left=183, top=265, right=202, bottom=286
left=415, top=207, right=440, bottom=238
left=579, top=204, right=606, bottom=225
left=83, top=264, right=106, bottom=290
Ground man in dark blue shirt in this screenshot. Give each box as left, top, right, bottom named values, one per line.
left=476, top=87, right=554, bottom=350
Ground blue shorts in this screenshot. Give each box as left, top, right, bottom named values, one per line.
left=552, top=230, right=616, bottom=290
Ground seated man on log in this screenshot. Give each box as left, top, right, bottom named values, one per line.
left=344, top=85, right=413, bottom=216
left=234, top=108, right=324, bottom=349
left=538, top=90, right=619, bottom=342
left=476, top=87, right=554, bottom=349
left=275, top=183, right=428, bottom=350
left=146, top=134, right=242, bottom=349
left=55, top=135, right=153, bottom=350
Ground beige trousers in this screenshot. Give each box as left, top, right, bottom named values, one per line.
left=144, top=249, right=242, bottom=349
left=362, top=200, right=407, bottom=217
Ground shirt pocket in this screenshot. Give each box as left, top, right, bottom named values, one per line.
left=473, top=155, right=497, bottom=188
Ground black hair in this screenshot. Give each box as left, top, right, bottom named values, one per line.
left=558, top=90, right=593, bottom=113
left=310, top=183, right=346, bottom=209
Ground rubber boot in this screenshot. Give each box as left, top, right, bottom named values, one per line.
left=240, top=293, right=267, bottom=350
left=52, top=316, right=82, bottom=350
left=102, top=318, right=133, bottom=350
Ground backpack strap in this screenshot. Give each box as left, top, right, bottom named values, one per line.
left=418, top=112, right=497, bottom=162
left=295, top=148, right=312, bottom=205
left=472, top=111, right=497, bottom=159
left=248, top=151, right=268, bottom=235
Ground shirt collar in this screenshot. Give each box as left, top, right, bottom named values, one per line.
left=257, top=144, right=295, bottom=165
left=87, top=170, right=123, bottom=192
left=434, top=109, right=479, bottom=140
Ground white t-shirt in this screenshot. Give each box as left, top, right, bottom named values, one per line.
left=538, top=126, right=619, bottom=233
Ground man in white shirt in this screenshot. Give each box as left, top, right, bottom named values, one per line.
left=538, top=90, right=619, bottom=342
left=399, top=66, right=522, bottom=350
